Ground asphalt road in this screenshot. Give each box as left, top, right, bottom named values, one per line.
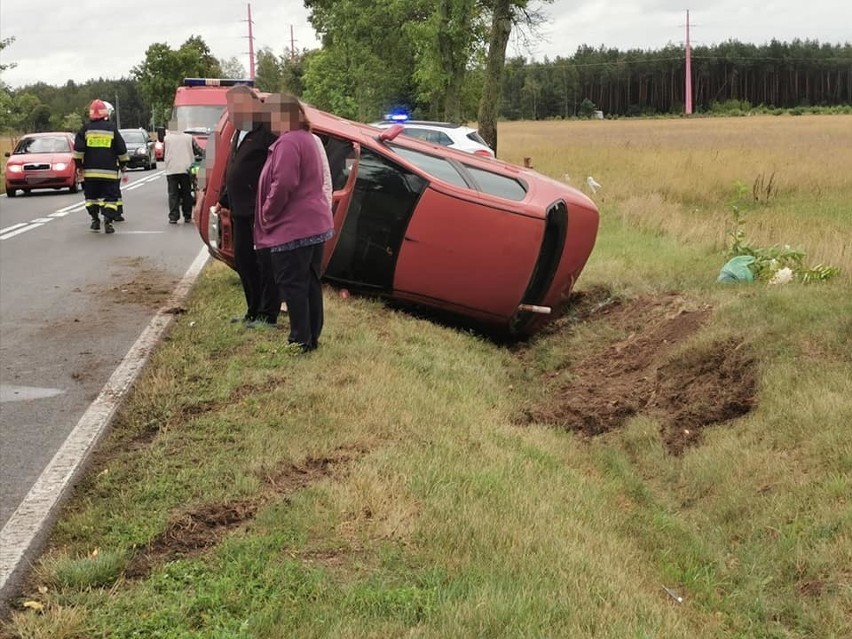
left=0, top=169, right=204, bottom=529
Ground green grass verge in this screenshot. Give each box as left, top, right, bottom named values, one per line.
left=3, top=189, right=851, bottom=637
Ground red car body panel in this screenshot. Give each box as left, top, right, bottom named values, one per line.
left=3, top=133, right=79, bottom=194
left=195, top=104, right=599, bottom=336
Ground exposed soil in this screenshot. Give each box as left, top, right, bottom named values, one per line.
left=84, top=256, right=177, bottom=310
left=529, top=292, right=758, bottom=454
left=124, top=449, right=365, bottom=580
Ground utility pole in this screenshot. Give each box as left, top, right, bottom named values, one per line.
left=685, top=9, right=693, bottom=115
left=290, top=25, right=296, bottom=61
left=115, top=93, right=121, bottom=129
left=246, top=3, right=256, bottom=80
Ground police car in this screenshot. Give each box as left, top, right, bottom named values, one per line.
left=371, top=115, right=495, bottom=158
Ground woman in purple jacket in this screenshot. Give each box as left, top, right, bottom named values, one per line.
left=255, top=95, right=334, bottom=352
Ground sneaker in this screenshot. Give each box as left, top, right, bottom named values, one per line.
left=104, top=220, right=115, bottom=234
left=168, top=218, right=178, bottom=225
left=184, top=217, right=193, bottom=223
left=89, top=218, right=100, bottom=231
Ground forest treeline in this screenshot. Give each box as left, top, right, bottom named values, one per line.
left=500, top=40, right=852, bottom=119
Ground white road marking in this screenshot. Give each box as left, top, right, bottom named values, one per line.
left=0, top=222, right=28, bottom=234
left=0, top=223, right=49, bottom=241
left=0, top=246, right=209, bottom=600
left=0, top=385, right=66, bottom=403
left=0, top=174, right=164, bottom=242
left=55, top=202, right=83, bottom=213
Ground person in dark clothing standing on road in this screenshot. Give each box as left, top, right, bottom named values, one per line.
left=73, top=99, right=129, bottom=234
left=214, top=85, right=281, bottom=326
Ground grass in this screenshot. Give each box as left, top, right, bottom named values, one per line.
left=3, top=115, right=851, bottom=638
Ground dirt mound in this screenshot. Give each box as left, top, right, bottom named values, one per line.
left=530, top=294, right=757, bottom=454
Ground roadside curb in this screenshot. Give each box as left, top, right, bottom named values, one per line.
left=0, top=247, right=210, bottom=611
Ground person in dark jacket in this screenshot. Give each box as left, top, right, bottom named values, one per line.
left=73, top=99, right=129, bottom=234
left=214, top=85, right=281, bottom=326
left=256, top=94, right=334, bottom=352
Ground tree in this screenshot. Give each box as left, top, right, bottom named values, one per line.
left=1, top=36, right=17, bottom=74
left=133, top=36, right=221, bottom=126
left=219, top=56, right=248, bottom=79
left=303, top=0, right=431, bottom=120
left=60, top=112, right=83, bottom=132
left=477, top=0, right=513, bottom=152
left=255, top=48, right=284, bottom=92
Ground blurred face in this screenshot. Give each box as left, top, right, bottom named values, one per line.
left=227, top=91, right=261, bottom=130
left=265, top=95, right=302, bottom=133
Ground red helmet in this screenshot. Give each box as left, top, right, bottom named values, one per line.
left=89, top=99, right=109, bottom=120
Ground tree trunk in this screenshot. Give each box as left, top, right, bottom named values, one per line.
left=477, top=0, right=513, bottom=154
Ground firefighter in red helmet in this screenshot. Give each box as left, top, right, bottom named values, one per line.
left=72, top=99, right=129, bottom=234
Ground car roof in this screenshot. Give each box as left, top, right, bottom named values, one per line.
left=374, top=120, right=469, bottom=130
left=20, top=132, right=72, bottom=137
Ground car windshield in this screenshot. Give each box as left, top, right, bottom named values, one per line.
left=14, top=136, right=70, bottom=154
left=174, top=106, right=225, bottom=133
left=120, top=130, right=148, bottom=144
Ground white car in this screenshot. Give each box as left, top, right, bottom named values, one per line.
left=371, top=119, right=495, bottom=158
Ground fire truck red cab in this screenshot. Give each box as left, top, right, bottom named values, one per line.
left=171, top=78, right=254, bottom=149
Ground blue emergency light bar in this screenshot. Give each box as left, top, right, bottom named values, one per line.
left=385, top=112, right=410, bottom=122
left=182, top=78, right=255, bottom=87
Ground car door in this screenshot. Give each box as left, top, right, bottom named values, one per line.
left=317, top=134, right=361, bottom=274
left=323, top=146, right=427, bottom=291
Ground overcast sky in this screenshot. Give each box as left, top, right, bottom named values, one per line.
left=1, top=0, right=849, bottom=89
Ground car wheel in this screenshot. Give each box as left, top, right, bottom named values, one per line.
left=6, top=188, right=17, bottom=198
left=70, top=178, right=80, bottom=194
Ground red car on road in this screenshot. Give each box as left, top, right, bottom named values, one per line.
left=3, top=132, right=82, bottom=198
left=194, top=105, right=599, bottom=337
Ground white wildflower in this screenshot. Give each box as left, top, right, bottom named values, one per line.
left=768, top=266, right=794, bottom=285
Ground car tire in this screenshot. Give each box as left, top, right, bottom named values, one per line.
left=70, top=179, right=80, bottom=194
left=6, top=188, right=17, bottom=198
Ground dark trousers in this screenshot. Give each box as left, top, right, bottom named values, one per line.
left=233, top=215, right=281, bottom=323
left=83, top=178, right=121, bottom=221
left=271, top=243, right=325, bottom=349
left=167, top=173, right=193, bottom=221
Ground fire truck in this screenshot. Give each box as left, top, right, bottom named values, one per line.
left=158, top=78, right=254, bottom=150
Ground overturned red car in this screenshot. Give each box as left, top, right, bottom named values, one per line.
left=194, top=105, right=599, bottom=337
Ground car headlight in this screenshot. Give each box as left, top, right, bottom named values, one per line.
left=136, top=147, right=147, bottom=155
left=7, top=164, right=23, bottom=173
left=53, top=162, right=68, bottom=171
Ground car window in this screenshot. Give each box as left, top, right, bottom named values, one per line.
left=466, top=131, right=489, bottom=146
left=120, top=131, right=148, bottom=144
left=463, top=165, right=528, bottom=201
left=15, top=136, right=70, bottom=154
left=325, top=149, right=426, bottom=290
left=403, top=128, right=453, bottom=146
left=389, top=145, right=468, bottom=188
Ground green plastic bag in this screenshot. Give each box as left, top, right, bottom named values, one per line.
left=718, top=255, right=756, bottom=282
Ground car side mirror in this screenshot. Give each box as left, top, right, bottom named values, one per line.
left=378, top=124, right=404, bottom=143
left=156, top=127, right=166, bottom=143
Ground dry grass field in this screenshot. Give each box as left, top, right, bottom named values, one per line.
left=500, top=115, right=852, bottom=277
left=3, top=115, right=850, bottom=638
